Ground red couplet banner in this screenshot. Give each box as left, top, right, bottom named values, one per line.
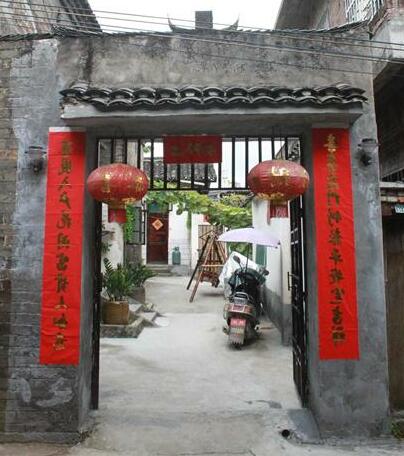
left=312, top=129, right=359, bottom=360
left=39, top=129, right=86, bottom=365
left=164, top=135, right=222, bottom=164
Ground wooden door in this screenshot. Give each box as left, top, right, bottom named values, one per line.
left=147, top=213, right=169, bottom=263
left=384, top=218, right=404, bottom=411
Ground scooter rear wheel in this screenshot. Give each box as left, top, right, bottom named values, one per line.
left=228, top=318, right=246, bottom=346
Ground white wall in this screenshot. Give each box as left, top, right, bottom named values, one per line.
left=168, top=205, right=191, bottom=266
left=101, top=203, right=124, bottom=271
left=252, top=198, right=292, bottom=343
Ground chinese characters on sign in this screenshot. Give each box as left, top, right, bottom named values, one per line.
left=163, top=136, right=222, bottom=164
left=312, top=129, right=359, bottom=360
left=40, top=130, right=86, bottom=365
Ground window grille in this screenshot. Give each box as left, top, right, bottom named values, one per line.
left=363, top=0, right=384, bottom=19
left=97, top=136, right=301, bottom=192
left=345, top=0, right=384, bottom=22
left=125, top=207, right=146, bottom=245
left=382, top=169, right=404, bottom=183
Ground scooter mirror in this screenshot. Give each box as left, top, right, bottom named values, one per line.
left=233, top=255, right=241, bottom=264
left=263, top=270, right=269, bottom=276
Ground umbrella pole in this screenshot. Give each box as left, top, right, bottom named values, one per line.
left=246, top=243, right=251, bottom=271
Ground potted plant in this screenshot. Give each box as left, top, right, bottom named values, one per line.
left=102, top=258, right=134, bottom=325
left=127, top=262, right=156, bottom=304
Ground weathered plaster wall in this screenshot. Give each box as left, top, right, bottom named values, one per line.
left=0, top=24, right=389, bottom=440
left=54, top=25, right=378, bottom=93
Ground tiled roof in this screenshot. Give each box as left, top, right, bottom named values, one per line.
left=60, top=83, right=367, bottom=111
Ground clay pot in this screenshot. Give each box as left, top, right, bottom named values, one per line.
left=102, top=300, right=129, bottom=325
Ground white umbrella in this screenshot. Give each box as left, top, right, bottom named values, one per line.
left=218, top=227, right=280, bottom=248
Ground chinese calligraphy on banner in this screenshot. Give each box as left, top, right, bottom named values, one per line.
left=163, top=135, right=222, bottom=164
left=312, top=129, right=359, bottom=360
left=39, top=129, right=86, bottom=365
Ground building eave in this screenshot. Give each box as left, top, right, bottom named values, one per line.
left=275, top=0, right=313, bottom=30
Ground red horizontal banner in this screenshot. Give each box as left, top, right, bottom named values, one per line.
left=39, top=130, right=86, bottom=365
left=312, top=128, right=359, bottom=360
left=164, top=135, right=222, bottom=164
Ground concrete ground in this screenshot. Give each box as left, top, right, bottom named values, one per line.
left=1, top=275, right=404, bottom=455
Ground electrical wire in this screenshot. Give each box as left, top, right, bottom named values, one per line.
left=2, top=0, right=404, bottom=51
left=0, top=15, right=394, bottom=84
left=1, top=4, right=404, bottom=81
left=0, top=8, right=402, bottom=68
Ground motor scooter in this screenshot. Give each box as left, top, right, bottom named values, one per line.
left=223, top=256, right=269, bottom=346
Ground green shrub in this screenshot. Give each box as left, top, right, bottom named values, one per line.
left=102, top=258, right=134, bottom=301
left=127, top=262, right=156, bottom=288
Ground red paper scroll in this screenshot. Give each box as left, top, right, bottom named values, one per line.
left=312, top=129, right=359, bottom=360
left=40, top=129, right=86, bottom=365
left=164, top=135, right=222, bottom=164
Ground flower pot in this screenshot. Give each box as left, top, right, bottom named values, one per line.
left=102, top=300, right=129, bottom=325
left=131, top=286, right=146, bottom=304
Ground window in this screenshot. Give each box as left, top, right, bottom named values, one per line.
left=363, top=0, right=384, bottom=19
left=345, top=0, right=384, bottom=22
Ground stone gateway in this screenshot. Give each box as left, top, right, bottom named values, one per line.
left=0, top=10, right=390, bottom=443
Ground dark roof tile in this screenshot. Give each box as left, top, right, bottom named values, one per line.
left=61, top=84, right=368, bottom=111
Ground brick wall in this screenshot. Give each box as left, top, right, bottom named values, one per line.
left=0, top=39, right=26, bottom=434
left=0, top=37, right=88, bottom=442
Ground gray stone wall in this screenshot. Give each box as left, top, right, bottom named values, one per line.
left=304, top=115, right=390, bottom=438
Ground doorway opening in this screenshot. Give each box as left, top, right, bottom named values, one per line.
left=89, top=133, right=309, bottom=451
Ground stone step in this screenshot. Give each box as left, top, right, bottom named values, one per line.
left=129, top=302, right=143, bottom=314
left=139, top=311, right=158, bottom=327
left=100, top=318, right=144, bottom=338
left=147, top=264, right=174, bottom=276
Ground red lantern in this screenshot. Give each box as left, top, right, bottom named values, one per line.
left=247, top=160, right=309, bottom=203
left=87, top=163, right=148, bottom=223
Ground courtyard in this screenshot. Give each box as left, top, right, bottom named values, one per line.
left=1, top=276, right=403, bottom=456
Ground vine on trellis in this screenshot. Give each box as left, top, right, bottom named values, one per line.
left=145, top=184, right=252, bottom=230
